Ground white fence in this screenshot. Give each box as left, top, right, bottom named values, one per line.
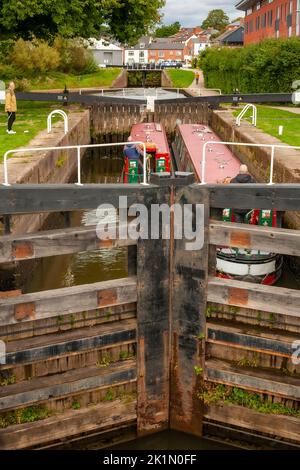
left=2, top=142, right=148, bottom=186
left=201, top=140, right=300, bottom=185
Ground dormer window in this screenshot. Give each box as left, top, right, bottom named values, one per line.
left=140, top=43, right=145, bottom=49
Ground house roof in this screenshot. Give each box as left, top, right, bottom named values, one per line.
left=215, top=26, right=244, bottom=45
left=126, top=36, right=152, bottom=50
left=236, top=0, right=257, bottom=11
left=148, top=42, right=185, bottom=50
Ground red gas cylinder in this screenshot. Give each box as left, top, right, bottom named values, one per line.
left=123, top=157, right=129, bottom=183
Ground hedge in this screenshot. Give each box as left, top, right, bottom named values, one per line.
left=199, top=38, right=300, bottom=94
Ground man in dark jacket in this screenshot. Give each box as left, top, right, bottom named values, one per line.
left=123, top=136, right=143, bottom=161
left=230, top=165, right=255, bottom=223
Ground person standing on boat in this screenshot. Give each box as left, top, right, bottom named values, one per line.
left=5, top=81, right=17, bottom=134
left=123, top=136, right=143, bottom=159
left=123, top=136, right=144, bottom=171
left=230, top=164, right=255, bottom=223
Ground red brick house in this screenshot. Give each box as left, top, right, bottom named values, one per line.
left=236, top=0, right=300, bottom=44
left=148, top=41, right=185, bottom=63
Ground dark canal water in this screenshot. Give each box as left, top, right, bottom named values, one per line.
left=21, top=150, right=127, bottom=294
left=109, top=430, right=237, bottom=450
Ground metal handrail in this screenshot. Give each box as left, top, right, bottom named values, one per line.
left=47, top=110, right=69, bottom=135
left=236, top=104, right=257, bottom=127
left=3, top=142, right=148, bottom=186
left=201, top=140, right=300, bottom=185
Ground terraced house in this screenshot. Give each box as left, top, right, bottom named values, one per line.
left=236, top=0, right=300, bottom=43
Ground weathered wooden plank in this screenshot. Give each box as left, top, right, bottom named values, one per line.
left=206, top=322, right=297, bottom=358
left=4, top=319, right=136, bottom=365
left=0, top=277, right=137, bottom=326
left=209, top=220, right=300, bottom=256
left=204, top=403, right=300, bottom=444
left=170, top=184, right=209, bottom=436
left=0, top=303, right=136, bottom=342
left=206, top=358, right=300, bottom=399
left=206, top=184, right=300, bottom=211
left=0, top=360, right=136, bottom=411
left=137, top=186, right=170, bottom=436
left=208, top=277, right=300, bottom=318
left=1, top=184, right=300, bottom=215
left=0, top=184, right=157, bottom=215
left=0, top=399, right=136, bottom=450
left=0, top=224, right=136, bottom=263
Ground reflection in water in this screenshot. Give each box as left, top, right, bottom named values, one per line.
left=22, top=150, right=127, bottom=294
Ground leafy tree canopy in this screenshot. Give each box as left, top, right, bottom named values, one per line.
left=201, top=9, right=229, bottom=32
left=0, top=0, right=165, bottom=44
left=155, top=21, right=181, bottom=38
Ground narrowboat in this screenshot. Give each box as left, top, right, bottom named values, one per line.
left=123, top=122, right=171, bottom=183
left=172, top=124, right=283, bottom=285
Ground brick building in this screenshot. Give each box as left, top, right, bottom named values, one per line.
left=236, top=0, right=300, bottom=44
left=148, top=41, right=185, bottom=63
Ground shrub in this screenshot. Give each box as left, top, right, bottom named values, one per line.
left=0, top=64, right=20, bottom=81
left=54, top=37, right=98, bottom=74
left=199, top=38, right=300, bottom=94
left=11, top=39, right=60, bottom=74
left=0, top=40, right=15, bottom=63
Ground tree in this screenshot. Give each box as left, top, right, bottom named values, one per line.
left=155, top=21, right=181, bottom=38
left=0, top=0, right=165, bottom=44
left=201, top=9, right=229, bottom=32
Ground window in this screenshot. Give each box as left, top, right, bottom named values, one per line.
left=249, top=20, right=253, bottom=32
left=159, top=51, right=164, bottom=57
left=268, top=10, right=273, bottom=26
left=176, top=51, right=182, bottom=56
left=140, top=43, right=145, bottom=49
left=256, top=16, right=260, bottom=30
left=128, top=51, right=134, bottom=56
left=287, top=13, right=293, bottom=27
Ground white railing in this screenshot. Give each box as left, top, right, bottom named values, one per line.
left=47, top=110, right=69, bottom=135
left=201, top=140, right=300, bottom=185
left=236, top=104, right=257, bottom=127
left=2, top=142, right=148, bottom=186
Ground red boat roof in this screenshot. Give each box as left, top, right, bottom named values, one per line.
left=178, top=124, right=241, bottom=183
left=130, top=123, right=169, bottom=155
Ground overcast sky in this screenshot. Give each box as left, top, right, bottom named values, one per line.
left=161, top=0, right=240, bottom=26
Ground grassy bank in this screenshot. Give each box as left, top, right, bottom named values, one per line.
left=232, top=105, right=300, bottom=147
left=4, top=69, right=122, bottom=91
left=166, top=69, right=195, bottom=88
left=0, top=101, right=75, bottom=160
